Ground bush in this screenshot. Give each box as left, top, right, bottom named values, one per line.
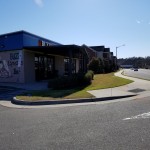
left=48, top=71, right=94, bottom=89
left=87, top=70, right=94, bottom=80
left=84, top=72, right=92, bottom=85
left=48, top=76, right=72, bottom=89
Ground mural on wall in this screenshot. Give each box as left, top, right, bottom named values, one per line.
left=0, top=59, right=11, bottom=78
left=8, top=51, right=23, bottom=75
left=0, top=51, right=23, bottom=79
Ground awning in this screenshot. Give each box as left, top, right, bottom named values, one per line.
left=23, top=44, right=89, bottom=58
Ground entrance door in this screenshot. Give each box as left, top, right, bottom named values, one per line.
left=35, top=55, right=55, bottom=81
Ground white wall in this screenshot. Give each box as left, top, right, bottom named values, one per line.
left=96, top=51, right=103, bottom=59
left=23, top=50, right=35, bottom=83
left=55, top=56, right=64, bottom=76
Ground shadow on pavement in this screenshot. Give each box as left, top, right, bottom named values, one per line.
left=0, top=86, right=26, bottom=101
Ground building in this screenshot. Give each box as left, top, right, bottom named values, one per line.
left=120, top=65, right=133, bottom=69
left=90, top=46, right=105, bottom=60
left=0, top=31, right=90, bottom=83
left=90, top=46, right=117, bottom=72
left=0, top=30, right=116, bottom=83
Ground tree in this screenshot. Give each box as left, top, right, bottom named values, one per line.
left=98, top=58, right=105, bottom=73
left=103, top=60, right=111, bottom=73
left=87, top=57, right=100, bottom=74
left=118, top=56, right=150, bottom=68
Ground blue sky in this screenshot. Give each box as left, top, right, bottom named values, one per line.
left=0, top=0, right=150, bottom=58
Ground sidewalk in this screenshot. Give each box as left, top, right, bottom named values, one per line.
left=88, top=70, right=150, bottom=98
left=1, top=70, right=150, bottom=108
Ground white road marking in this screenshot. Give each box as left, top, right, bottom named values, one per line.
left=123, top=112, right=150, bottom=120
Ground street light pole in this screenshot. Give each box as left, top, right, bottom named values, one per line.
left=116, top=44, right=125, bottom=70
left=116, top=44, right=125, bottom=59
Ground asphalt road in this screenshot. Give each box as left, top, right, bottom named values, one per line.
left=1, top=97, right=150, bottom=150
left=124, top=69, right=150, bottom=80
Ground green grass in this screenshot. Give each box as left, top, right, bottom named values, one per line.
left=16, top=72, right=133, bottom=101
left=85, top=73, right=133, bottom=90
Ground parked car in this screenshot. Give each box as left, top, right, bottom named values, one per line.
left=134, top=68, right=138, bottom=71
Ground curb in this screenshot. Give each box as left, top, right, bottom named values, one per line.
left=12, top=95, right=137, bottom=106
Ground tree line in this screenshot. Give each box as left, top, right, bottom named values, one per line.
left=118, top=56, right=150, bottom=68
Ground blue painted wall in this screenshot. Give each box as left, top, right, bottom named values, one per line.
left=0, top=31, right=61, bottom=52
left=23, top=31, right=61, bottom=47
left=0, top=31, right=23, bottom=51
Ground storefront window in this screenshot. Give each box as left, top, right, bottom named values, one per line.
left=35, top=55, right=55, bottom=81
left=64, top=58, right=76, bottom=75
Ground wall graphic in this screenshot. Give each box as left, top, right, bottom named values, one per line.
left=7, top=51, right=23, bottom=76
left=0, top=50, right=24, bottom=83
left=0, top=59, right=11, bottom=78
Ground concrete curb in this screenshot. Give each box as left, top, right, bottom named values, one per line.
left=12, top=95, right=137, bottom=106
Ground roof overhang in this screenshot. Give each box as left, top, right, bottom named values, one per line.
left=23, top=45, right=88, bottom=58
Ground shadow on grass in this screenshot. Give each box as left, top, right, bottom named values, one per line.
left=19, top=86, right=88, bottom=99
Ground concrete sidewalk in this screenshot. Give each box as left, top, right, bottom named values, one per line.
left=1, top=70, right=150, bottom=108
left=10, top=70, right=150, bottom=106
left=88, top=70, right=150, bottom=98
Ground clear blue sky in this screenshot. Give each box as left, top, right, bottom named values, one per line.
left=0, top=0, right=150, bottom=58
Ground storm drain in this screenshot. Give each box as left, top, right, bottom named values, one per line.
left=128, top=88, right=146, bottom=93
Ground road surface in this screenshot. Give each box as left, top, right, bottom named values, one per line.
left=123, top=69, right=150, bottom=80
left=1, top=96, right=150, bottom=150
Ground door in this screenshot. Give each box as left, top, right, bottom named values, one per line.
left=35, top=55, right=55, bottom=81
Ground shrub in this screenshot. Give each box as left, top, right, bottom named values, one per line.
left=49, top=76, right=71, bottom=89
left=84, top=72, right=92, bottom=85
left=48, top=71, right=94, bottom=89
left=87, top=70, right=94, bottom=80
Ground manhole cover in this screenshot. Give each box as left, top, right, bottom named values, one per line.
left=128, top=88, right=146, bottom=93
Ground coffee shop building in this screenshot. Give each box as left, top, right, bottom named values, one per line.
left=0, top=31, right=95, bottom=83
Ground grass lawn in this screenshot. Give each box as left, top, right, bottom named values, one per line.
left=16, top=72, right=133, bottom=101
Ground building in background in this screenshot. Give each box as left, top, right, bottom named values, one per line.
left=90, top=46, right=117, bottom=72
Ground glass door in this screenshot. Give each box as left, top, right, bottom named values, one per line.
left=35, top=55, right=55, bottom=81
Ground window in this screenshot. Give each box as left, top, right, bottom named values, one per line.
left=35, top=54, right=55, bottom=80
left=64, top=58, right=76, bottom=75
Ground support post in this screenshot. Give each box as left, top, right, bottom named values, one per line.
left=68, top=49, right=72, bottom=76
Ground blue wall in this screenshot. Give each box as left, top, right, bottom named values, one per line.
left=0, top=31, right=23, bottom=51
left=23, top=31, right=61, bottom=47
left=0, top=31, right=61, bottom=52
